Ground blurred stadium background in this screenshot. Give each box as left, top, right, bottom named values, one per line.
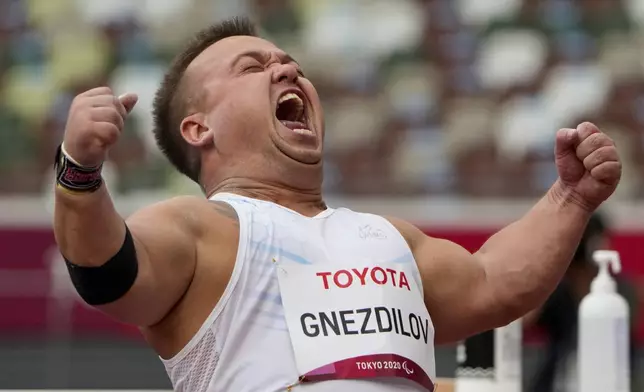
left=0, top=0, right=643, bottom=390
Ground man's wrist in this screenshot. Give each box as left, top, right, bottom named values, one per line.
left=55, top=144, right=104, bottom=194
left=548, top=179, right=595, bottom=214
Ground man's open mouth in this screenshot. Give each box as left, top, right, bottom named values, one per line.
left=275, top=91, right=313, bottom=136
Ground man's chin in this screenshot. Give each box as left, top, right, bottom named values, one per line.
left=275, top=142, right=322, bottom=166
left=271, top=129, right=321, bottom=165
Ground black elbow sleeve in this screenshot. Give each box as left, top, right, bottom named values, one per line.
left=64, top=225, right=139, bottom=306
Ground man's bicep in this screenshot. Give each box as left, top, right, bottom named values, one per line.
left=96, top=198, right=200, bottom=326
left=387, top=217, right=496, bottom=343
left=414, top=236, right=496, bottom=343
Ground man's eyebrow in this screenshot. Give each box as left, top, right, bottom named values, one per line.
left=230, top=50, right=300, bottom=69
left=230, top=50, right=268, bottom=68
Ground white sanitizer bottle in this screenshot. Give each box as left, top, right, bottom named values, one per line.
left=578, top=250, right=630, bottom=392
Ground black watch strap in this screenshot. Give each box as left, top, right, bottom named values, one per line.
left=54, top=144, right=103, bottom=193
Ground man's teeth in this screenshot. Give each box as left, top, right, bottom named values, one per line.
left=278, top=93, right=304, bottom=120
left=278, top=93, right=303, bottom=106
left=279, top=120, right=313, bottom=135
left=277, top=93, right=310, bottom=133
left=293, top=128, right=314, bottom=136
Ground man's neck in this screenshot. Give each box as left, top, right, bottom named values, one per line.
left=206, top=178, right=326, bottom=217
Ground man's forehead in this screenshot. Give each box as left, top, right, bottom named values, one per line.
left=189, top=35, right=281, bottom=73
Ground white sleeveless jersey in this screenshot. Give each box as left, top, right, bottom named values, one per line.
left=161, top=193, right=437, bottom=391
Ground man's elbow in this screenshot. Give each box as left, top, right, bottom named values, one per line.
left=478, top=259, right=548, bottom=327
left=491, top=286, right=544, bottom=327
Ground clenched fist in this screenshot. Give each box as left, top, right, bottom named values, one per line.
left=554, top=122, right=621, bottom=211
left=63, top=87, right=138, bottom=167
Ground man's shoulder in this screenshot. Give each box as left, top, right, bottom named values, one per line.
left=378, top=215, right=463, bottom=255
left=126, top=195, right=232, bottom=233
left=155, top=195, right=210, bottom=209
left=125, top=195, right=240, bottom=245
left=381, top=215, right=424, bottom=241
left=129, top=195, right=209, bottom=219
left=336, top=210, right=413, bottom=237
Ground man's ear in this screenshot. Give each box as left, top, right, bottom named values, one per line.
left=180, top=113, right=214, bottom=147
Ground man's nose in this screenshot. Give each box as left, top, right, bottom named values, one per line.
left=272, top=63, right=299, bottom=84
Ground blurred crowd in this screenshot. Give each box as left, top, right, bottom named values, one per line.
left=2, top=0, right=644, bottom=197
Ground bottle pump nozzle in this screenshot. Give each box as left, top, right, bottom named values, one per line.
left=591, top=250, right=621, bottom=292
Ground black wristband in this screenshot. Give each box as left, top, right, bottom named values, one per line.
left=64, top=225, right=139, bottom=306
left=54, top=144, right=103, bottom=193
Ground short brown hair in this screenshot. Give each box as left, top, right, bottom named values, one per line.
left=152, top=16, right=258, bottom=183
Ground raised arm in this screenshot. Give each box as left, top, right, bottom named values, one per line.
left=55, top=191, right=202, bottom=326
left=390, top=123, right=621, bottom=343
left=54, top=87, right=199, bottom=327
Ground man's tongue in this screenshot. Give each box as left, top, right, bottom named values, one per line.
left=280, top=120, right=308, bottom=130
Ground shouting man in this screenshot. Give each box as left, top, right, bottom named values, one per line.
left=54, top=17, right=621, bottom=392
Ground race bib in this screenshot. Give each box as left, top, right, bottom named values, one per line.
left=277, top=260, right=436, bottom=390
